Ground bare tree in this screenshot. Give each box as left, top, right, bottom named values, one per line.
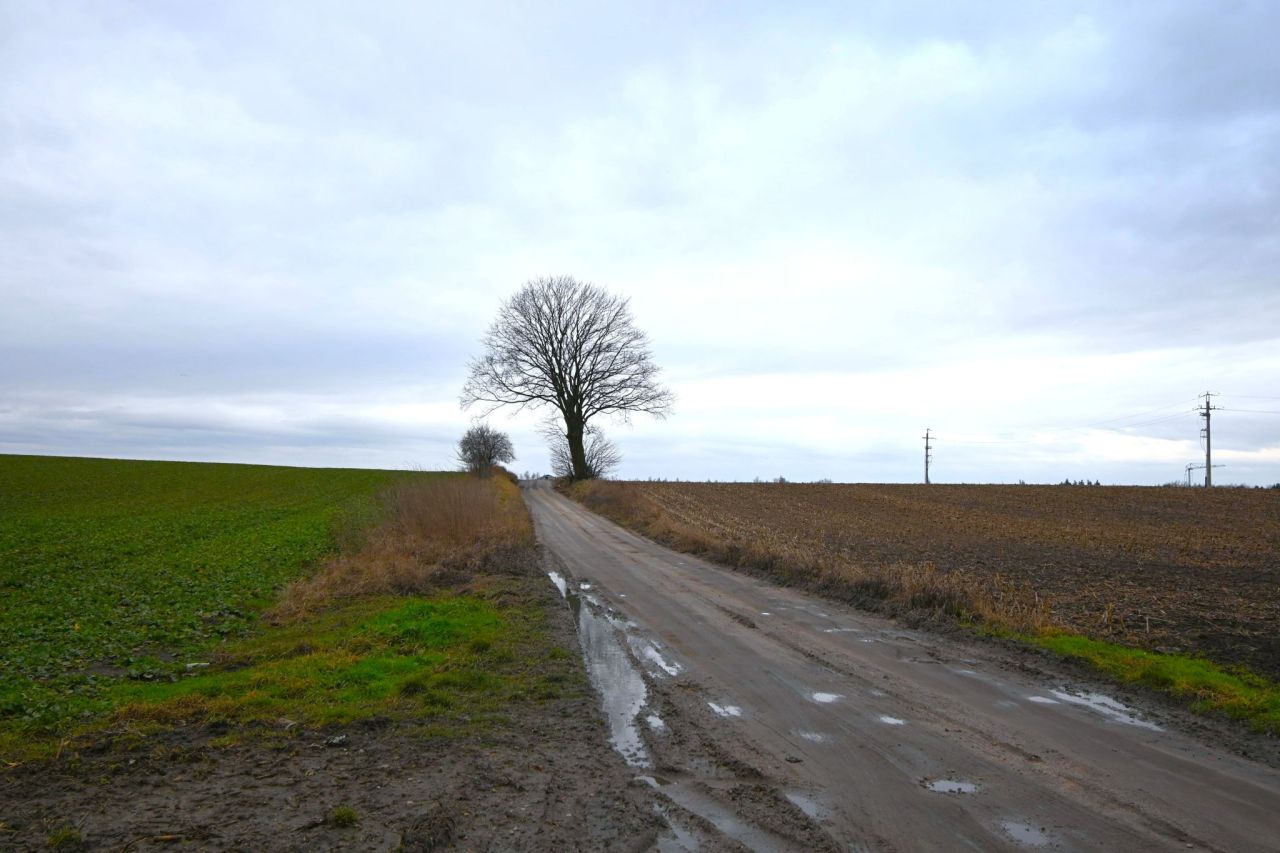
left=461, top=276, right=672, bottom=479
left=456, top=423, right=515, bottom=477
left=541, top=418, right=622, bottom=479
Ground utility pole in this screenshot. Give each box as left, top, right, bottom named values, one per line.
left=923, top=428, right=932, bottom=485
left=1199, top=392, right=1218, bottom=487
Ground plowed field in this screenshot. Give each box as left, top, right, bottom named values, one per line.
left=625, top=483, right=1280, bottom=679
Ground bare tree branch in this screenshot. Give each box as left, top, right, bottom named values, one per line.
left=540, top=417, right=622, bottom=479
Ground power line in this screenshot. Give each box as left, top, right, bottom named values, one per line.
left=1220, top=408, right=1280, bottom=415
left=1084, top=399, right=1198, bottom=428
left=1114, top=410, right=1197, bottom=430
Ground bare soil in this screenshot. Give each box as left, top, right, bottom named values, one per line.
left=0, top=570, right=663, bottom=852
left=623, top=483, right=1280, bottom=679
left=527, top=480, right=1280, bottom=851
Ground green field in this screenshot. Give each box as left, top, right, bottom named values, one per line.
left=0, top=455, right=425, bottom=735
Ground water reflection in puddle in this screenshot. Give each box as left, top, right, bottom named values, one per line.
left=811, top=692, right=843, bottom=704
left=1049, top=689, right=1162, bottom=730
left=655, top=805, right=699, bottom=851
left=785, top=791, right=826, bottom=821
left=1001, top=820, right=1052, bottom=847
left=549, top=569, right=650, bottom=767
left=877, top=715, right=906, bottom=726
left=708, top=701, right=743, bottom=718
left=631, top=638, right=681, bottom=676
left=926, top=779, right=979, bottom=794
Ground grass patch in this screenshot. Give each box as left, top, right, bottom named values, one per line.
left=1, top=461, right=576, bottom=761
left=45, top=825, right=83, bottom=848
left=1027, top=632, right=1280, bottom=734
left=101, top=594, right=540, bottom=729
left=0, top=455, right=434, bottom=733
left=328, top=806, right=359, bottom=828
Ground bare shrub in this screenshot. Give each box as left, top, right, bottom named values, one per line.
left=543, top=418, right=622, bottom=479
left=456, top=423, right=515, bottom=477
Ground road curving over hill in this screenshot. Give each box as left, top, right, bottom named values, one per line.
left=523, top=479, right=1280, bottom=852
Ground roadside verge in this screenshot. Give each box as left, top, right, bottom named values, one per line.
left=1, top=471, right=659, bottom=850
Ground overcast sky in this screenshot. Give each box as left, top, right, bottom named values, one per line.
left=3, top=1, right=1278, bottom=484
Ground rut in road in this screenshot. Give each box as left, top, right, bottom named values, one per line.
left=524, top=480, right=1280, bottom=852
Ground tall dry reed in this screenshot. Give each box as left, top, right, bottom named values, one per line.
left=273, top=473, right=534, bottom=621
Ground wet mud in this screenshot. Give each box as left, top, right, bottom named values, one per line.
left=527, top=479, right=1280, bottom=852
left=545, top=548, right=839, bottom=851
left=0, top=569, right=663, bottom=851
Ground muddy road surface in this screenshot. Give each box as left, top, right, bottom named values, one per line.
left=524, top=480, right=1280, bottom=852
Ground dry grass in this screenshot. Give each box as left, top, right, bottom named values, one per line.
left=569, top=480, right=1052, bottom=633
left=274, top=472, right=534, bottom=621
left=568, top=480, right=1280, bottom=681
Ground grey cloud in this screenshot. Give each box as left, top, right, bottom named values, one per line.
left=2, top=1, right=1277, bottom=484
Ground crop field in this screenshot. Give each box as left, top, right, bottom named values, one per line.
left=1, top=457, right=659, bottom=849
left=0, top=454, right=422, bottom=734
left=575, top=481, right=1280, bottom=681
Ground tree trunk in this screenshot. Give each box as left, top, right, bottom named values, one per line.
left=565, top=415, right=590, bottom=480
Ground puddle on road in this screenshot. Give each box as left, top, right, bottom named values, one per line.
left=1027, top=696, right=1059, bottom=705
left=548, top=566, right=803, bottom=850
left=823, top=627, right=861, bottom=634
left=877, top=715, right=906, bottom=726
left=1049, top=689, right=1162, bottom=731
left=794, top=730, right=829, bottom=743
left=549, top=569, right=651, bottom=767
left=925, top=780, right=979, bottom=794
left=632, top=638, right=682, bottom=677
left=642, top=776, right=796, bottom=851
left=811, top=692, right=843, bottom=704
left=785, top=790, right=827, bottom=821
left=654, top=805, right=699, bottom=851
left=1001, top=820, right=1053, bottom=847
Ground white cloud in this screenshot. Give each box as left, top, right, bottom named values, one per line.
left=1, top=1, right=1277, bottom=483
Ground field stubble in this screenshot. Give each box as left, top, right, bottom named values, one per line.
left=570, top=481, right=1280, bottom=682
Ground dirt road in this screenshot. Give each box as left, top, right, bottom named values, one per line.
left=524, top=480, right=1280, bottom=852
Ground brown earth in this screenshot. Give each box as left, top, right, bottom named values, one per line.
left=580, top=482, right=1280, bottom=679
left=528, top=480, right=1280, bottom=851
left=0, top=567, right=664, bottom=852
